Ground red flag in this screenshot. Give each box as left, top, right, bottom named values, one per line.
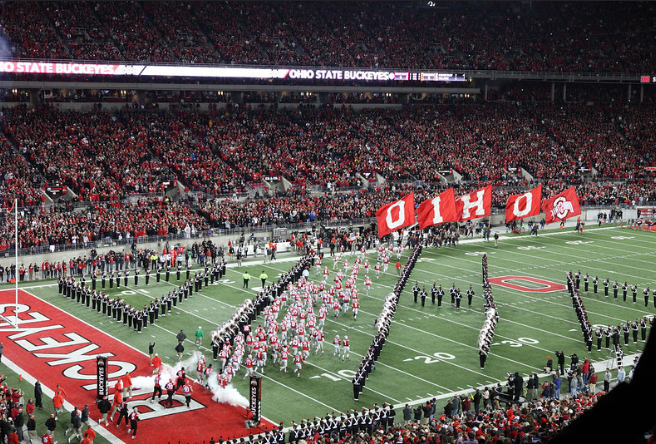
left=375, top=193, right=415, bottom=238
left=541, top=187, right=581, bottom=224
left=505, top=185, right=542, bottom=223
left=456, top=185, right=492, bottom=222
left=417, top=188, right=458, bottom=229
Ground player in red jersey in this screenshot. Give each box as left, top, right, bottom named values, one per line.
left=341, top=335, right=350, bottom=361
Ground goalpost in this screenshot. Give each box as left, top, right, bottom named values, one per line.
left=0, top=198, right=20, bottom=329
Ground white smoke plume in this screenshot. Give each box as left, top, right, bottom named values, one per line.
left=131, top=350, right=247, bottom=407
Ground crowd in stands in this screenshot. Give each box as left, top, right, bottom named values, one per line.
left=0, top=99, right=655, bottom=251
left=1, top=2, right=656, bottom=74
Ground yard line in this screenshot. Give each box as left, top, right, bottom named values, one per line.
left=301, top=360, right=401, bottom=404
left=13, top=283, right=58, bottom=289
left=129, top=287, right=223, bottom=326
left=324, top=313, right=542, bottom=378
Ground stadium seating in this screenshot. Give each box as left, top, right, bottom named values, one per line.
left=1, top=100, right=656, bottom=252
left=1, top=2, right=656, bottom=72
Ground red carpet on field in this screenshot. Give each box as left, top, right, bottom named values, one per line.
left=0, top=289, right=274, bottom=443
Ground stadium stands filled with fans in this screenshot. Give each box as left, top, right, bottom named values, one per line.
left=1, top=2, right=656, bottom=443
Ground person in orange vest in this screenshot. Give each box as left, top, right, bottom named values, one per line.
left=82, top=427, right=96, bottom=443
left=53, top=393, right=64, bottom=420
left=152, top=353, right=162, bottom=375
left=122, top=374, right=133, bottom=398
left=109, top=389, right=122, bottom=422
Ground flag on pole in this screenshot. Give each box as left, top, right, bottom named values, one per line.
left=541, top=187, right=581, bottom=224
left=505, top=185, right=542, bottom=223
left=375, top=193, right=415, bottom=238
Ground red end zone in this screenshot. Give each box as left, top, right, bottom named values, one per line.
left=0, top=290, right=274, bottom=443
left=487, top=276, right=567, bottom=293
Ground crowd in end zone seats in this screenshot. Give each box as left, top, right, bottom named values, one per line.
left=1, top=100, right=656, bottom=250
left=1, top=2, right=656, bottom=73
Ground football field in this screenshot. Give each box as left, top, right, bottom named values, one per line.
left=1, top=223, right=654, bottom=443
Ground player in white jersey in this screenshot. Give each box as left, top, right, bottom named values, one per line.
left=315, top=329, right=324, bottom=354
left=279, top=346, right=289, bottom=373
left=293, top=353, right=303, bottom=377
left=315, top=256, right=322, bottom=275
left=243, top=354, right=254, bottom=379
left=219, top=347, right=229, bottom=371
left=204, top=364, right=213, bottom=388
left=333, top=335, right=341, bottom=357
left=196, top=356, right=206, bottom=384
left=224, top=363, right=234, bottom=383
left=231, top=352, right=241, bottom=373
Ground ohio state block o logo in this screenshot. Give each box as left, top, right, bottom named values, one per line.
left=487, top=276, right=566, bottom=293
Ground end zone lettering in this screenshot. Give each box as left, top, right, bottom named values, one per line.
left=0, top=290, right=266, bottom=443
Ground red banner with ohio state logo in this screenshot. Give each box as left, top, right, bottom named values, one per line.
left=541, top=187, right=581, bottom=224
left=376, top=193, right=415, bottom=238
left=505, top=185, right=542, bottom=223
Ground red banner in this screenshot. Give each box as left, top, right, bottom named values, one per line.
left=541, top=187, right=581, bottom=224
left=456, top=185, right=492, bottom=222
left=417, top=188, right=458, bottom=229
left=376, top=193, right=415, bottom=238
left=505, top=185, right=542, bottom=223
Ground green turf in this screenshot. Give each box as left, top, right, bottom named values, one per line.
left=3, top=223, right=654, bottom=433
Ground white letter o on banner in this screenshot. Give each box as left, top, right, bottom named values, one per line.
left=513, top=192, right=533, bottom=217
left=386, top=201, right=406, bottom=230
